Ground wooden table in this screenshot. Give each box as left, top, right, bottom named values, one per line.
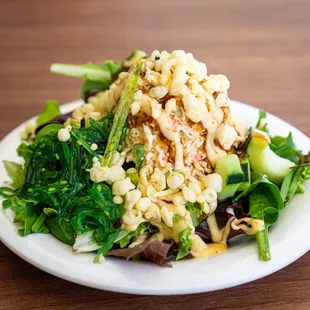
left=0, top=1, right=309, bottom=309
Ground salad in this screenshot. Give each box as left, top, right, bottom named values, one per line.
left=0, top=49, right=309, bottom=266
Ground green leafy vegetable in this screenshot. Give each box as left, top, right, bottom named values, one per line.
left=51, top=51, right=141, bottom=103
left=185, top=201, right=203, bottom=227
left=73, top=230, right=101, bottom=253
left=0, top=113, right=124, bottom=260
left=91, top=115, right=128, bottom=148
left=256, top=110, right=268, bottom=132
left=122, top=49, right=146, bottom=67
left=31, top=212, right=48, bottom=233
left=51, top=60, right=123, bottom=101
left=3, top=161, right=25, bottom=188
left=237, top=173, right=283, bottom=261
left=50, top=63, right=111, bottom=82
left=248, top=188, right=280, bottom=261
left=176, top=227, right=192, bottom=261
left=43, top=207, right=58, bottom=217
left=80, top=61, right=122, bottom=101
left=104, top=60, right=123, bottom=75
left=17, top=143, right=33, bottom=167
left=173, top=214, right=184, bottom=223
left=237, top=172, right=284, bottom=210
left=281, top=156, right=310, bottom=205
left=37, top=100, right=61, bottom=126
left=9, top=197, right=40, bottom=236
left=134, top=144, right=144, bottom=171
left=94, top=230, right=120, bottom=263
left=81, top=80, right=109, bottom=101
left=102, top=61, right=143, bottom=166
left=117, top=223, right=149, bottom=248
left=255, top=110, right=299, bottom=163
left=46, top=217, right=75, bottom=245
left=0, top=187, right=16, bottom=199
left=127, top=170, right=139, bottom=186
left=35, top=124, right=64, bottom=141
left=270, top=133, right=299, bottom=163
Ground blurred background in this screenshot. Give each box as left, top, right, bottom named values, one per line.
left=0, top=1, right=310, bottom=309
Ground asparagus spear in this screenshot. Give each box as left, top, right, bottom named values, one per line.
left=256, top=229, right=271, bottom=261
left=102, top=61, right=143, bottom=167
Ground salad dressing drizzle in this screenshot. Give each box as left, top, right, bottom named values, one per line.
left=156, top=112, right=184, bottom=170
left=231, top=218, right=265, bottom=235
left=207, top=214, right=224, bottom=242
left=191, top=215, right=265, bottom=258
left=191, top=243, right=227, bottom=258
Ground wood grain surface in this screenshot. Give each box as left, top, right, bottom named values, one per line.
left=0, top=0, right=309, bottom=309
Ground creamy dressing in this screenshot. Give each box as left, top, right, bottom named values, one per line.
left=231, top=218, right=265, bottom=235
left=156, top=112, right=184, bottom=170
left=156, top=218, right=189, bottom=243
left=212, top=106, right=224, bottom=124
left=157, top=112, right=178, bottom=141
left=201, top=112, right=218, bottom=133
left=122, top=219, right=147, bottom=232
left=191, top=243, right=227, bottom=258
left=207, top=214, right=224, bottom=242
left=206, top=214, right=265, bottom=245
left=174, top=134, right=185, bottom=170
left=190, top=215, right=263, bottom=259
left=206, top=133, right=227, bottom=167
left=221, top=217, right=235, bottom=244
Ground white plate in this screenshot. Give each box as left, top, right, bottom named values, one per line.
left=0, top=100, right=309, bottom=295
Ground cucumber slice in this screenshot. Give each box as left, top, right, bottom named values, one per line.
left=215, top=154, right=244, bottom=201
left=247, top=129, right=295, bottom=185
left=238, top=157, right=251, bottom=191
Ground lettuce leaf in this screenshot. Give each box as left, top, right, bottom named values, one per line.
left=3, top=160, right=25, bottom=188
left=270, top=133, right=299, bottom=163
left=17, top=143, right=33, bottom=167
left=104, top=60, right=122, bottom=75
left=108, top=237, right=173, bottom=266
left=176, top=227, right=192, bottom=260
left=46, top=216, right=75, bottom=245
left=117, top=223, right=149, bottom=248
left=9, top=197, right=40, bottom=236
left=185, top=201, right=203, bottom=227
left=37, top=100, right=61, bottom=126
left=80, top=61, right=122, bottom=101
left=281, top=160, right=310, bottom=205
left=172, top=214, right=184, bottom=223
left=81, top=80, right=109, bottom=101
left=51, top=51, right=142, bottom=103
left=255, top=110, right=300, bottom=163
left=50, top=63, right=111, bottom=82
left=73, top=230, right=101, bottom=253
left=256, top=110, right=268, bottom=132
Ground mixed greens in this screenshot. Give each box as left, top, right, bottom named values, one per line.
left=0, top=50, right=309, bottom=266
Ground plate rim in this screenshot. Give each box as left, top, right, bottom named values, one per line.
left=0, top=99, right=309, bottom=295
